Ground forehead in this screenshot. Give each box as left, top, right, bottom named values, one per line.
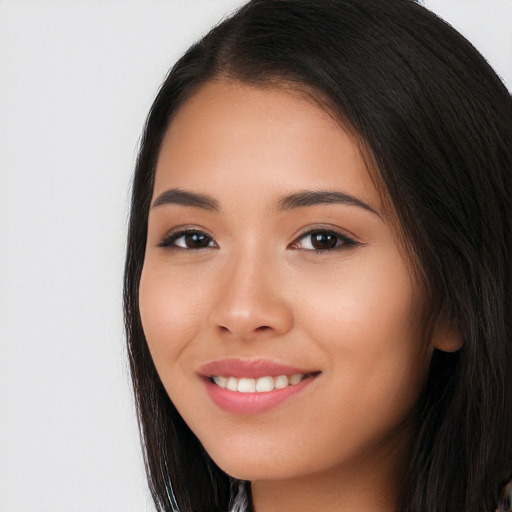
left=154, top=80, right=381, bottom=211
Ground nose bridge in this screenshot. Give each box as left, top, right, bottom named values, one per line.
left=211, top=241, right=293, bottom=340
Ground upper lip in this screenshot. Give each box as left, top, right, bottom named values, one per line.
left=198, top=358, right=319, bottom=379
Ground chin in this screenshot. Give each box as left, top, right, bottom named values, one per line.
left=204, top=442, right=320, bottom=483
left=216, top=460, right=297, bottom=483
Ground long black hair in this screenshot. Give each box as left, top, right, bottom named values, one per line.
left=124, top=1, right=512, bottom=510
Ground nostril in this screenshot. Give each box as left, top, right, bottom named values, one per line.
left=217, top=324, right=272, bottom=335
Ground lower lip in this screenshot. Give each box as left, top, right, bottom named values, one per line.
left=203, top=376, right=317, bottom=414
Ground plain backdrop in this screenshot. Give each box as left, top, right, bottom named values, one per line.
left=0, top=1, right=510, bottom=511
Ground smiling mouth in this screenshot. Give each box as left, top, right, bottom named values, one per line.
left=209, top=372, right=319, bottom=393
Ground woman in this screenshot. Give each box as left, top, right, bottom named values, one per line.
left=124, top=1, right=512, bottom=510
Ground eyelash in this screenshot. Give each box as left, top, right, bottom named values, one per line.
left=290, top=229, right=360, bottom=252
left=158, top=227, right=360, bottom=252
left=158, top=228, right=217, bottom=250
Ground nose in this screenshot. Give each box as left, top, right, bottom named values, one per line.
left=210, top=250, right=294, bottom=341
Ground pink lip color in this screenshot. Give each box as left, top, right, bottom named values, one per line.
left=199, top=358, right=313, bottom=378
left=199, top=359, right=319, bottom=414
left=204, top=376, right=316, bottom=414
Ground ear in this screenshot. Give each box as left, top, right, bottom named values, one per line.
left=431, top=309, right=463, bottom=353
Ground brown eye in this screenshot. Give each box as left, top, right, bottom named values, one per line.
left=291, top=229, right=358, bottom=251
left=310, top=232, right=339, bottom=250
left=159, top=230, right=216, bottom=249
left=182, top=232, right=212, bottom=248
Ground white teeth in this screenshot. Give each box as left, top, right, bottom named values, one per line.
left=212, top=374, right=306, bottom=392
left=256, top=376, right=274, bottom=392
left=274, top=375, right=289, bottom=389
left=289, top=374, right=303, bottom=385
left=237, top=378, right=256, bottom=393
left=227, top=376, right=238, bottom=391
left=213, top=376, right=226, bottom=388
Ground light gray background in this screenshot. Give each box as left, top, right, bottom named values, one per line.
left=0, top=1, right=510, bottom=511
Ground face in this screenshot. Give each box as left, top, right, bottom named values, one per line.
left=139, top=80, right=442, bottom=485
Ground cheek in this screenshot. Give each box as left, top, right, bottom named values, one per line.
left=286, top=257, right=430, bottom=468
left=296, top=249, right=430, bottom=404
left=300, top=245, right=421, bottom=339
left=138, top=261, right=206, bottom=371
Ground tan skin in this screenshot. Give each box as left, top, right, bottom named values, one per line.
left=139, top=80, right=461, bottom=512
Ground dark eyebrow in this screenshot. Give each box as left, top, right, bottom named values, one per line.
left=277, top=190, right=381, bottom=217
left=151, top=188, right=220, bottom=211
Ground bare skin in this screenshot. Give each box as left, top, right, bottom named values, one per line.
left=139, top=80, right=460, bottom=512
